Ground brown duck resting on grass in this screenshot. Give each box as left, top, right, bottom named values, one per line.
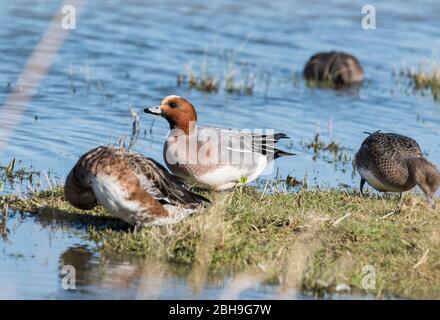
left=355, top=131, right=440, bottom=208
left=303, top=51, right=364, bottom=86
left=64, top=146, right=209, bottom=227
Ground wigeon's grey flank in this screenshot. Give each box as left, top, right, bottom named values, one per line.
left=64, top=146, right=209, bottom=226
left=355, top=131, right=440, bottom=208
left=144, top=95, right=294, bottom=190
left=303, top=51, right=364, bottom=86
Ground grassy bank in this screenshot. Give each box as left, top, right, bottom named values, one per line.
left=2, top=185, right=439, bottom=299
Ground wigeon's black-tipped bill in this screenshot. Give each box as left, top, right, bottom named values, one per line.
left=144, top=106, right=162, bottom=116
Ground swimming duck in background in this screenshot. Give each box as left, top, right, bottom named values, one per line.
left=303, top=51, right=364, bottom=86
left=144, top=95, right=294, bottom=190
left=355, top=131, right=440, bottom=208
left=64, top=146, right=209, bottom=226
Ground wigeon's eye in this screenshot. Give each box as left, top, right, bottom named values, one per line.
left=168, top=101, right=178, bottom=109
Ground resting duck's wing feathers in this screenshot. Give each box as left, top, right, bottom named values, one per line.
left=200, top=127, right=294, bottom=157
left=127, top=152, right=210, bottom=207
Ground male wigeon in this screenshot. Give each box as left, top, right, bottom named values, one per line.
left=303, top=51, right=364, bottom=86
left=144, top=95, right=294, bottom=190
left=64, top=146, right=209, bottom=226
left=355, top=131, right=440, bottom=208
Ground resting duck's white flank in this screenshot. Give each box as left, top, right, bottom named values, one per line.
left=64, top=146, right=209, bottom=226
left=355, top=130, right=440, bottom=208
left=144, top=95, right=294, bottom=190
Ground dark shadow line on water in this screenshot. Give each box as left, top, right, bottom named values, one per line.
left=11, top=206, right=131, bottom=233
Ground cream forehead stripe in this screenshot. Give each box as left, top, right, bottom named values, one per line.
left=161, top=95, right=182, bottom=104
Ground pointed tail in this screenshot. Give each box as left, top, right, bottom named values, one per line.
left=274, top=148, right=296, bottom=159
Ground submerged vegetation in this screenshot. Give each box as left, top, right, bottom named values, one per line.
left=301, top=125, right=353, bottom=173
left=398, top=56, right=440, bottom=102
left=177, top=55, right=304, bottom=97
left=177, top=58, right=258, bottom=95
left=0, top=158, right=40, bottom=187
left=2, top=183, right=440, bottom=299
left=176, top=38, right=276, bottom=96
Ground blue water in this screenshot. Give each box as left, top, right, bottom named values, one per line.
left=1, top=0, right=439, bottom=299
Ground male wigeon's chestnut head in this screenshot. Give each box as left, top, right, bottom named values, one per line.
left=144, top=95, right=197, bottom=134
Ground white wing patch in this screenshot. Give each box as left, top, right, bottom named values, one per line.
left=91, top=174, right=140, bottom=225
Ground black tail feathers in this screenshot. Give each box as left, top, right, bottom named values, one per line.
left=274, top=148, right=296, bottom=159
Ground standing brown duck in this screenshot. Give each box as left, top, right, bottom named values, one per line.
left=64, top=146, right=209, bottom=226
left=355, top=131, right=440, bottom=208
left=303, top=51, right=364, bottom=86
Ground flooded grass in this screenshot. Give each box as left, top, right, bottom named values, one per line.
left=176, top=40, right=261, bottom=95
left=177, top=58, right=297, bottom=96
left=301, top=127, right=353, bottom=173
left=177, top=60, right=257, bottom=95
left=398, top=56, right=440, bottom=101
left=3, top=185, right=440, bottom=299
left=0, top=158, right=40, bottom=187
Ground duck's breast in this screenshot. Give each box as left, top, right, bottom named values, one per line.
left=358, top=167, right=404, bottom=192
